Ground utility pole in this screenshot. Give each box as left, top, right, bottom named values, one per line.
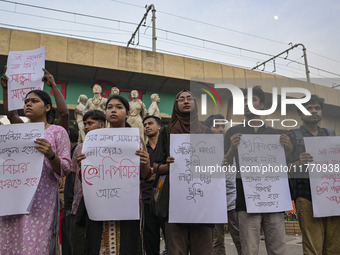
left=252, top=43, right=311, bottom=83
left=127, top=4, right=156, bottom=52
left=151, top=5, right=156, bottom=52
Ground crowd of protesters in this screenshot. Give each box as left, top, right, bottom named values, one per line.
left=1, top=68, right=339, bottom=255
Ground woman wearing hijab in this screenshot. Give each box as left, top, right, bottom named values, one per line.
left=153, top=90, right=213, bottom=255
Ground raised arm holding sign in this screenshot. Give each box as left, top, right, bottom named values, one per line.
left=1, top=46, right=69, bottom=130
left=0, top=89, right=71, bottom=255
left=5, top=47, right=45, bottom=111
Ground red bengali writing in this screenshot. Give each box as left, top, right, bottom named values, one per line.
left=26, top=53, right=43, bottom=62
left=314, top=160, right=340, bottom=165
left=319, top=147, right=340, bottom=155
left=11, top=87, right=37, bottom=101
left=327, top=196, right=340, bottom=204
left=10, top=64, right=21, bottom=70
left=9, top=52, right=41, bottom=61
left=10, top=73, right=33, bottom=86
left=0, top=179, right=21, bottom=189
left=10, top=61, right=37, bottom=72
left=316, top=182, right=330, bottom=195
left=83, top=157, right=139, bottom=186
left=322, top=173, right=340, bottom=183
left=23, top=61, right=37, bottom=71
left=315, top=181, right=340, bottom=196
left=11, top=54, right=22, bottom=61
left=0, top=177, right=38, bottom=190
left=0, top=159, right=30, bottom=175
left=331, top=185, right=340, bottom=193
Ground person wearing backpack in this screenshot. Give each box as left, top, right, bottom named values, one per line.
left=287, top=94, right=340, bottom=255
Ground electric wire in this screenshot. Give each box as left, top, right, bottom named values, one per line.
left=1, top=0, right=339, bottom=84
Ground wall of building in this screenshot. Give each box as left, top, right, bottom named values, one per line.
left=0, top=28, right=339, bottom=133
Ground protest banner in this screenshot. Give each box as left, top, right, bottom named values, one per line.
left=81, top=128, right=140, bottom=220
left=169, top=134, right=227, bottom=223
left=304, top=136, right=340, bottom=217
left=0, top=123, right=44, bottom=216
left=238, top=134, right=292, bottom=213
left=6, top=46, right=45, bottom=111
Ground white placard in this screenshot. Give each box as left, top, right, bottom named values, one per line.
left=81, top=128, right=140, bottom=221
left=6, top=46, right=45, bottom=111
left=304, top=136, right=340, bottom=217
left=0, top=123, right=44, bottom=216
left=169, top=134, right=228, bottom=223
left=238, top=134, right=292, bottom=213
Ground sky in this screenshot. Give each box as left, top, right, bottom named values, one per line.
left=1, top=0, right=340, bottom=88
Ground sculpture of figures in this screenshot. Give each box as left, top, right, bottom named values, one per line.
left=85, top=84, right=107, bottom=113
left=127, top=90, right=147, bottom=139
left=75, top=94, right=88, bottom=142
left=147, top=93, right=161, bottom=118
left=110, top=87, right=120, bottom=96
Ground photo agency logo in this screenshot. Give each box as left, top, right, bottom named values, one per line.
left=198, top=83, right=223, bottom=110
left=191, top=81, right=312, bottom=128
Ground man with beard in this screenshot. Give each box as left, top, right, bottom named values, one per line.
left=287, top=95, right=340, bottom=255
left=224, top=86, right=292, bottom=255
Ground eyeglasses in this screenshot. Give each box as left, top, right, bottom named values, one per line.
left=176, top=97, right=195, bottom=102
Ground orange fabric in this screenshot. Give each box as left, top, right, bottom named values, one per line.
left=286, top=201, right=296, bottom=213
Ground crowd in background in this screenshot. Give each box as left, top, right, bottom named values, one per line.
left=0, top=69, right=339, bottom=255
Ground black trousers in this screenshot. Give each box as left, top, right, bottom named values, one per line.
left=143, top=203, right=166, bottom=255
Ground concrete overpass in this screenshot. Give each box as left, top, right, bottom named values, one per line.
left=0, top=28, right=339, bottom=133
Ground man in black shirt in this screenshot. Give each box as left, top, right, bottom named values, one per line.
left=224, top=86, right=292, bottom=255
left=142, top=115, right=166, bottom=255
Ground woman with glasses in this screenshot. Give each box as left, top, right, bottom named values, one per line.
left=153, top=90, right=214, bottom=255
